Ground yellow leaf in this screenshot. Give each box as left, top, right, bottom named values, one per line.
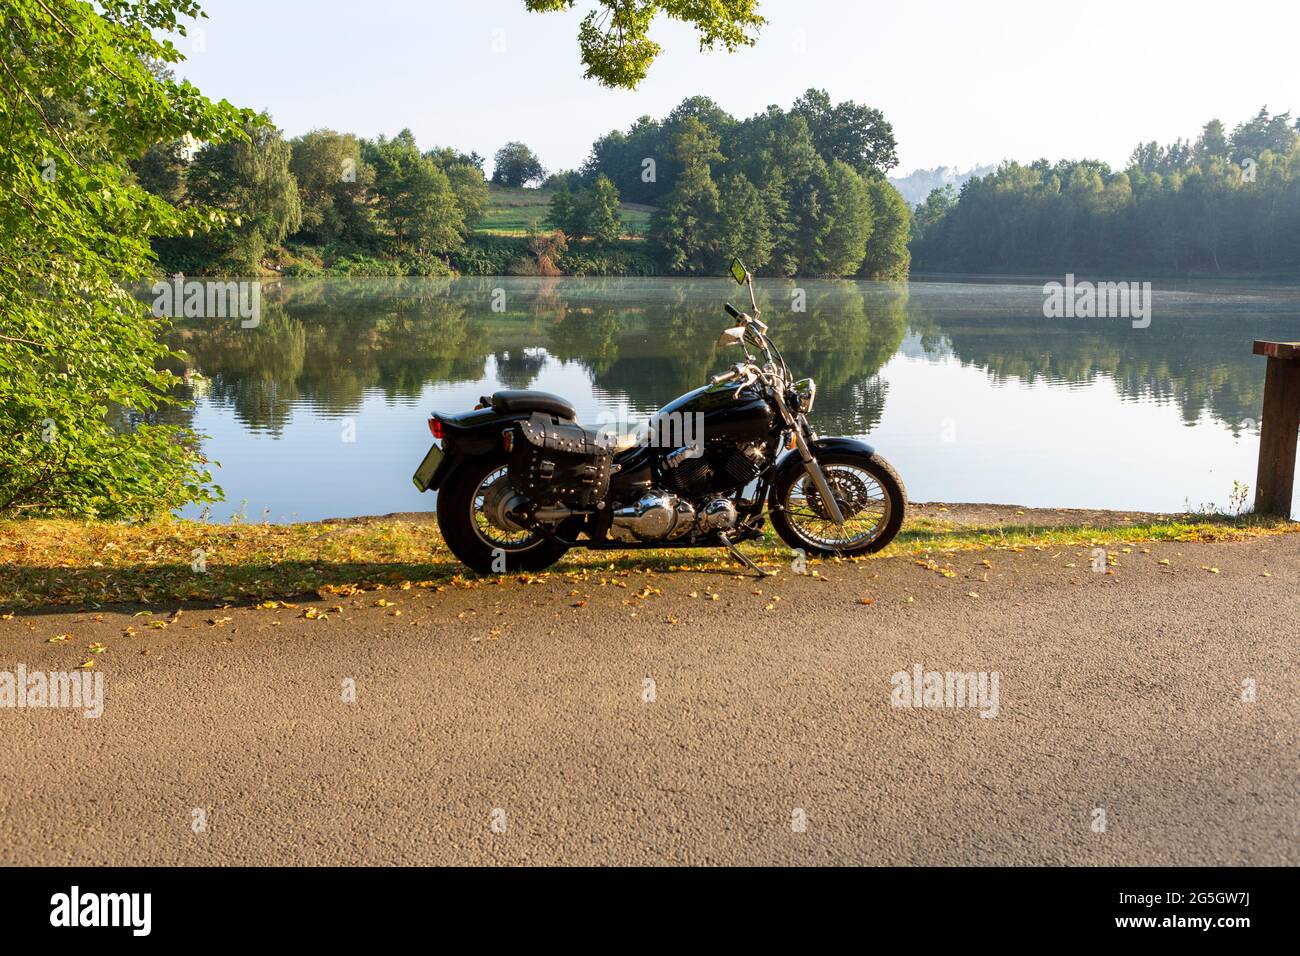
left=47, top=634, right=70, bottom=643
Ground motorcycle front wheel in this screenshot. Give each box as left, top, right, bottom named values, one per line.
left=436, top=452, right=570, bottom=574
left=769, top=452, right=906, bottom=557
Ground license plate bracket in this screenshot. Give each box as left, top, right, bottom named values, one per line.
left=412, top=444, right=444, bottom=491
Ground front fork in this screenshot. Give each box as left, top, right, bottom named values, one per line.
left=774, top=393, right=847, bottom=526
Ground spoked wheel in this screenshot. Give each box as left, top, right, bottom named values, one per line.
left=769, top=452, right=906, bottom=557
left=436, top=452, right=569, bottom=574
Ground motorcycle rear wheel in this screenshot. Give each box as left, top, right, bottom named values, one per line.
left=436, top=452, right=570, bottom=574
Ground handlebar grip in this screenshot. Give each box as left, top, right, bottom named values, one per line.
left=724, top=303, right=741, bottom=319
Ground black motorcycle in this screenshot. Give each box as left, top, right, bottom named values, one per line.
left=412, top=259, right=906, bottom=575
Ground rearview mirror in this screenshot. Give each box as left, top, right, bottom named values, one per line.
left=717, top=326, right=745, bottom=346
left=729, top=258, right=748, bottom=285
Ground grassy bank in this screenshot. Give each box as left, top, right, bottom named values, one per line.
left=476, top=184, right=655, bottom=238
left=1, top=511, right=1293, bottom=611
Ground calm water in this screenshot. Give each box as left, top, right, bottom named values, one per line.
left=162, top=276, right=1300, bottom=522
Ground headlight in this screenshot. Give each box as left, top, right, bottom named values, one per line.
left=793, top=377, right=816, bottom=414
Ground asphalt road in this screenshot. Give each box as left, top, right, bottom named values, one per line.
left=1, top=530, right=1297, bottom=865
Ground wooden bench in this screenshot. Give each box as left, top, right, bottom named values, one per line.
left=1253, top=341, right=1300, bottom=515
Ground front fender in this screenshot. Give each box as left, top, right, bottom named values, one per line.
left=769, top=436, right=876, bottom=502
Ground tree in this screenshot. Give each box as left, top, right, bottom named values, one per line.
left=714, top=173, right=773, bottom=272
left=547, top=180, right=577, bottom=235
left=492, top=142, right=545, bottom=187
left=909, top=184, right=956, bottom=246
left=578, top=174, right=623, bottom=245
left=288, top=129, right=375, bottom=244
left=364, top=132, right=465, bottom=252
left=793, top=88, right=899, bottom=176
left=821, top=161, right=873, bottom=276
left=860, top=178, right=911, bottom=279
left=649, top=118, right=723, bottom=274
left=444, top=162, right=490, bottom=228
left=582, top=115, right=667, bottom=203
left=1195, top=119, right=1230, bottom=161
left=426, top=146, right=485, bottom=170
left=0, top=0, right=252, bottom=518
left=185, top=118, right=303, bottom=272
left=131, top=139, right=190, bottom=206
left=524, top=0, right=765, bottom=89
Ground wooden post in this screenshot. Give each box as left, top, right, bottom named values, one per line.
left=1252, top=340, right=1300, bottom=516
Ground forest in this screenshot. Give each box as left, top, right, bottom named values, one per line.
left=133, top=88, right=912, bottom=281
left=911, top=108, right=1300, bottom=276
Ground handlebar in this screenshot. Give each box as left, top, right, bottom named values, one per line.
left=722, top=302, right=768, bottom=334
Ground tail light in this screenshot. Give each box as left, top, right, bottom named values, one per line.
left=428, top=417, right=444, bottom=440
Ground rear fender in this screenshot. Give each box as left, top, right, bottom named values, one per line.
left=420, top=407, right=529, bottom=491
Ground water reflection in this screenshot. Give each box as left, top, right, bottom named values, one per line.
left=156, top=277, right=1300, bottom=520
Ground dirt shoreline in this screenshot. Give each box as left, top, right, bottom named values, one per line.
left=331, top=500, right=1195, bottom=530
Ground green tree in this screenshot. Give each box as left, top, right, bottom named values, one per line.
left=444, top=162, right=490, bottom=228
left=860, top=178, right=911, bottom=279
left=186, top=117, right=303, bottom=272
left=288, top=129, right=375, bottom=244
left=792, top=88, right=899, bottom=176
left=131, top=139, right=190, bottom=206
left=822, top=160, right=873, bottom=276
left=547, top=180, right=577, bottom=235
left=650, top=118, right=723, bottom=274
left=0, top=0, right=252, bottom=518
left=524, top=0, right=764, bottom=89
left=491, top=141, right=545, bottom=187
left=578, top=174, right=623, bottom=245
left=364, top=132, right=465, bottom=252
left=714, top=173, right=773, bottom=272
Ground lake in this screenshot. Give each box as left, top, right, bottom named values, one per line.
left=162, top=276, right=1300, bottom=522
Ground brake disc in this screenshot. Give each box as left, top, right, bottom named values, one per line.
left=804, top=470, right=871, bottom=521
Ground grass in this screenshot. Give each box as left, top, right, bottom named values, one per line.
left=477, top=184, right=654, bottom=238
left=0, top=511, right=1294, bottom=611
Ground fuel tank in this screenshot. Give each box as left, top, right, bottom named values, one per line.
left=651, top=381, right=774, bottom=447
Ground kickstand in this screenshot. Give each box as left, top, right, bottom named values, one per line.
left=718, top=532, right=769, bottom=578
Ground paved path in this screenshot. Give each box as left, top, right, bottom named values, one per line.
left=2, top=533, right=1296, bottom=865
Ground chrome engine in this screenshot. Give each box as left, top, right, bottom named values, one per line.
left=608, top=491, right=739, bottom=542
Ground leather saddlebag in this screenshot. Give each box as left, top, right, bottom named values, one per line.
left=508, top=412, right=612, bottom=508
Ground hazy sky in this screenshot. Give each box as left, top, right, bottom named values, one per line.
left=176, top=0, right=1299, bottom=177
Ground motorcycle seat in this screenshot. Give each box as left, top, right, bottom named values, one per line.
left=486, top=389, right=577, bottom=421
